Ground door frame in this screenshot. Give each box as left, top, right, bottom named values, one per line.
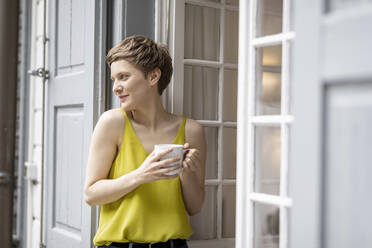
left=235, top=0, right=250, bottom=246
left=289, top=0, right=323, bottom=247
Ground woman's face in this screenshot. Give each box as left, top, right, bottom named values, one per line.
left=110, top=60, right=154, bottom=110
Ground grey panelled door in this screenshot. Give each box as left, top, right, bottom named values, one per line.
left=45, top=0, right=96, bottom=247
left=290, top=1, right=372, bottom=248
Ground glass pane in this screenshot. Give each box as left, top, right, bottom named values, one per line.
left=223, top=69, right=238, bottom=121
left=222, top=185, right=236, bottom=238
left=254, top=203, right=280, bottom=247
left=224, top=10, right=239, bottom=63
left=223, top=127, right=237, bottom=179
left=255, top=45, right=282, bottom=115
left=185, top=4, right=220, bottom=61
left=190, top=186, right=217, bottom=239
left=205, top=127, right=218, bottom=179
left=256, top=0, right=283, bottom=37
left=184, top=65, right=219, bottom=120
left=254, top=127, right=281, bottom=195
left=226, top=0, right=239, bottom=6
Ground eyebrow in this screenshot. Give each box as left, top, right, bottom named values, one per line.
left=110, top=71, right=129, bottom=80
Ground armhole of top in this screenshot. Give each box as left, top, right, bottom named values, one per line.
left=117, top=108, right=127, bottom=153
left=183, top=116, right=187, bottom=143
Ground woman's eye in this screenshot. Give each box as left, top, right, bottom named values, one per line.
left=119, top=74, right=128, bottom=80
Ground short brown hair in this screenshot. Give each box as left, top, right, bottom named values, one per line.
left=106, top=35, right=173, bottom=96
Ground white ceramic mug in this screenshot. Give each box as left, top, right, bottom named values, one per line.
left=153, top=144, right=189, bottom=175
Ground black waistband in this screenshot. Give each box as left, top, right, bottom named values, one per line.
left=109, top=239, right=187, bottom=248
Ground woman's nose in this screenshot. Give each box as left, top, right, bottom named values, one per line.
left=113, top=83, right=122, bottom=94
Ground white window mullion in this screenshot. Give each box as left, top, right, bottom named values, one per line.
left=281, top=1, right=293, bottom=247
left=281, top=40, right=289, bottom=115
left=196, top=120, right=237, bottom=128
left=217, top=0, right=225, bottom=240
left=217, top=126, right=223, bottom=240
left=251, top=32, right=296, bottom=47
left=224, top=63, right=238, bottom=70
left=280, top=206, right=289, bottom=248
left=222, top=179, right=236, bottom=185
left=246, top=0, right=258, bottom=246
left=280, top=124, right=290, bottom=198
left=249, top=192, right=293, bottom=207
left=281, top=0, right=293, bottom=116
left=205, top=179, right=236, bottom=186
left=283, top=0, right=291, bottom=33
left=184, top=59, right=221, bottom=68
left=236, top=0, right=250, bottom=246
left=280, top=122, right=290, bottom=248
left=183, top=59, right=238, bottom=70
left=251, top=115, right=294, bottom=125
left=171, top=0, right=185, bottom=115
left=185, top=0, right=238, bottom=11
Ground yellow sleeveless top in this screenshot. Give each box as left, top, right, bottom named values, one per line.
left=93, top=108, right=193, bottom=246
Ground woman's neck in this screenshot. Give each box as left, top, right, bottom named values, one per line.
left=127, top=97, right=171, bottom=132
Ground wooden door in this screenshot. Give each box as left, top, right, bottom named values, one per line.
left=44, top=0, right=97, bottom=247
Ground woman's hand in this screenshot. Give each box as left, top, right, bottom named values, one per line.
left=182, top=143, right=201, bottom=173
left=135, top=148, right=182, bottom=184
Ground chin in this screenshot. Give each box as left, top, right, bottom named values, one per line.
left=120, top=103, right=133, bottom=112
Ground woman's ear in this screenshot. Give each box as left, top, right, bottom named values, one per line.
left=149, top=68, right=161, bottom=86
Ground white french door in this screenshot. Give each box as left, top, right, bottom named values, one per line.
left=166, top=0, right=295, bottom=247
left=169, top=0, right=239, bottom=247
left=237, top=0, right=294, bottom=248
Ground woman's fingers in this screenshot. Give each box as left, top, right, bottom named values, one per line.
left=183, top=157, right=197, bottom=171
left=150, top=148, right=173, bottom=162
left=158, top=164, right=182, bottom=175
left=183, top=149, right=200, bottom=168
left=153, top=156, right=180, bottom=169
left=185, top=150, right=200, bottom=163
left=186, top=154, right=198, bottom=165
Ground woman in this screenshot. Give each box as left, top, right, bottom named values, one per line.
left=84, top=35, right=206, bottom=248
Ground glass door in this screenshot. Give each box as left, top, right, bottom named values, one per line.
left=170, top=0, right=239, bottom=247
left=236, top=0, right=294, bottom=247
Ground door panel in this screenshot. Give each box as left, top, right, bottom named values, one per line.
left=323, top=8, right=372, bottom=80
left=323, top=82, right=372, bottom=248
left=45, top=0, right=96, bottom=247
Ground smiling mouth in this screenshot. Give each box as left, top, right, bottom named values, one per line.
left=119, top=95, right=129, bottom=100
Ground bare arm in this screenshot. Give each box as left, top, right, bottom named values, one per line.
left=84, top=110, right=137, bottom=206
left=84, top=110, right=182, bottom=206
left=180, top=119, right=206, bottom=216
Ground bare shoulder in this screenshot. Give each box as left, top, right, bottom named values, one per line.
left=185, top=118, right=205, bottom=146
left=99, top=108, right=125, bottom=125
left=95, top=108, right=125, bottom=145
